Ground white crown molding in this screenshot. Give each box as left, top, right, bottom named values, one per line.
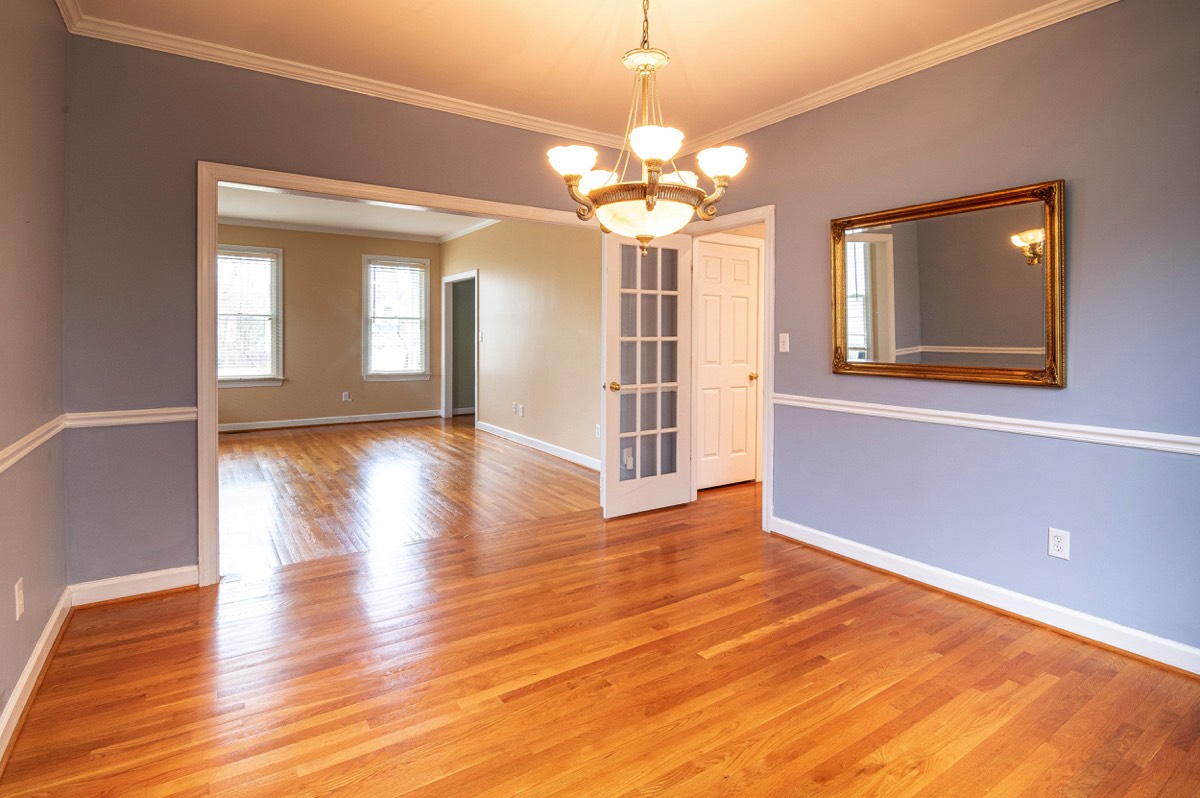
left=771, top=517, right=1200, bottom=675
left=59, top=13, right=623, bottom=150
left=686, top=0, right=1124, bottom=152
left=218, top=216, right=444, bottom=244
left=439, top=219, right=502, bottom=244
left=774, top=393, right=1200, bottom=457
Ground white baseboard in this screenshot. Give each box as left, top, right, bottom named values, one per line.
left=475, top=422, right=600, bottom=471
left=69, top=565, right=199, bottom=606
left=452, top=407, right=476, bottom=416
left=771, top=516, right=1200, bottom=675
left=0, top=589, right=72, bottom=763
left=218, top=410, right=441, bottom=432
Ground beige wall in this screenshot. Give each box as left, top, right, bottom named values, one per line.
left=443, top=220, right=602, bottom=461
left=217, top=225, right=442, bottom=425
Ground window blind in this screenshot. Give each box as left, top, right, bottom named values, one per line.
left=217, top=248, right=281, bottom=380
left=366, top=260, right=427, bottom=375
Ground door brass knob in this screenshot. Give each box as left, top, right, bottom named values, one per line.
left=749, top=372, right=759, bottom=381
left=608, top=381, right=622, bottom=392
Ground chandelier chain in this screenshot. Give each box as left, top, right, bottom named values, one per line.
left=641, top=0, right=650, bottom=49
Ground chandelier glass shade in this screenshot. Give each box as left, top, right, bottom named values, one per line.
left=547, top=1, right=747, bottom=252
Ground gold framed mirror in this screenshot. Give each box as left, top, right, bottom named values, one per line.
left=831, top=179, right=1065, bottom=387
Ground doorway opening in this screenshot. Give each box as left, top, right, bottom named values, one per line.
left=441, top=271, right=478, bottom=421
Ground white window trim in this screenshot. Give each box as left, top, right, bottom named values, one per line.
left=362, top=255, right=431, bottom=380
left=217, top=244, right=284, bottom=386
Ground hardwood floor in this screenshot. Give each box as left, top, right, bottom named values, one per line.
left=3, top=422, right=1199, bottom=796
left=218, top=417, right=600, bottom=575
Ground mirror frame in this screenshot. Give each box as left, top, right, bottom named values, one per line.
left=831, top=179, right=1065, bottom=387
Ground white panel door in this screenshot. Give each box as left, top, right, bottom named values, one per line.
left=601, top=235, right=692, bottom=519
left=696, top=240, right=760, bottom=489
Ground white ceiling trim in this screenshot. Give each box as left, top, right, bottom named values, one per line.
left=58, top=0, right=1119, bottom=154
left=218, top=216, right=501, bottom=244
left=54, top=0, right=624, bottom=150
left=687, top=0, right=1124, bottom=152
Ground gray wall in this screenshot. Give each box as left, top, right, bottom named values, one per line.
left=51, top=0, right=1200, bottom=659
left=0, top=0, right=68, bottom=711
left=729, top=0, right=1200, bottom=646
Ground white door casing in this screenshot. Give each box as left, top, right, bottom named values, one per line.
left=601, top=234, right=692, bottom=519
left=695, top=238, right=761, bottom=489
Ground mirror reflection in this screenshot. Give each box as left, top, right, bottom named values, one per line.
left=832, top=180, right=1065, bottom=386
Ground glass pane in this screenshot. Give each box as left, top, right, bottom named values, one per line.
left=661, top=341, right=678, bottom=383
left=661, top=389, right=677, bottom=429
left=640, top=434, right=658, bottom=478
left=217, top=315, right=273, bottom=378
left=640, top=392, right=658, bottom=431
left=621, top=245, right=638, bottom=290
left=641, top=295, right=658, bottom=339
left=641, top=249, right=658, bottom=290
left=370, top=264, right=423, bottom=317
left=619, top=436, right=637, bottom=482
left=661, top=431, right=677, bottom=475
left=621, top=293, right=637, bottom=338
left=661, top=295, right=678, bottom=337
left=620, top=393, right=637, bottom=434
left=661, top=249, right=678, bottom=291
left=369, top=317, right=424, bottom=373
left=640, top=341, right=658, bottom=384
left=621, top=342, right=637, bottom=385
left=217, top=254, right=274, bottom=315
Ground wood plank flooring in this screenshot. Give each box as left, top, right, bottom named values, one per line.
left=218, top=417, right=599, bottom=575
left=3, top=422, right=1199, bottom=796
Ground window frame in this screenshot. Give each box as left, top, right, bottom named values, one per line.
left=216, top=244, right=284, bottom=387
left=362, top=255, right=432, bottom=381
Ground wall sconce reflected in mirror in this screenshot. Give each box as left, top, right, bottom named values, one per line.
left=1010, top=228, right=1045, bottom=265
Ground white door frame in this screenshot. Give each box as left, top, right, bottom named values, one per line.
left=197, top=161, right=588, bottom=586
left=684, top=206, right=776, bottom=533
left=441, top=270, right=479, bottom=419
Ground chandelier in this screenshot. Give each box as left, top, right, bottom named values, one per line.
left=547, top=0, right=748, bottom=253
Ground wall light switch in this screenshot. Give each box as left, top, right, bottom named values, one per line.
left=779, top=332, right=791, bottom=353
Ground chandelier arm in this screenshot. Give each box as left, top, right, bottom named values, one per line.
left=563, top=175, right=597, bottom=221
left=697, top=176, right=731, bottom=221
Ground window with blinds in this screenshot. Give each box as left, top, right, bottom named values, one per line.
left=364, top=257, right=429, bottom=378
left=845, top=240, right=874, bottom=361
left=217, top=246, right=283, bottom=381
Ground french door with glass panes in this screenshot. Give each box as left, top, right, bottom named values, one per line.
left=601, top=234, right=692, bottom=519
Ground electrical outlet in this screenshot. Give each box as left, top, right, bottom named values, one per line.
left=778, top=332, right=790, bottom=353
left=15, top=578, right=24, bottom=621
left=595, top=423, right=601, bottom=438
left=512, top=402, right=517, bottom=414
left=341, top=391, right=351, bottom=402
left=1048, top=528, right=1070, bottom=560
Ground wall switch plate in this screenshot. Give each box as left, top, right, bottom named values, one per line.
left=341, top=392, right=351, bottom=401
left=595, top=424, right=601, bottom=438
left=518, top=404, right=524, bottom=417
left=779, top=332, right=790, bottom=353
left=1048, top=528, right=1070, bottom=560
left=15, top=578, right=24, bottom=621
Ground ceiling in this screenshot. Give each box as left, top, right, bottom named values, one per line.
left=218, top=184, right=498, bottom=243
left=57, top=0, right=1119, bottom=152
